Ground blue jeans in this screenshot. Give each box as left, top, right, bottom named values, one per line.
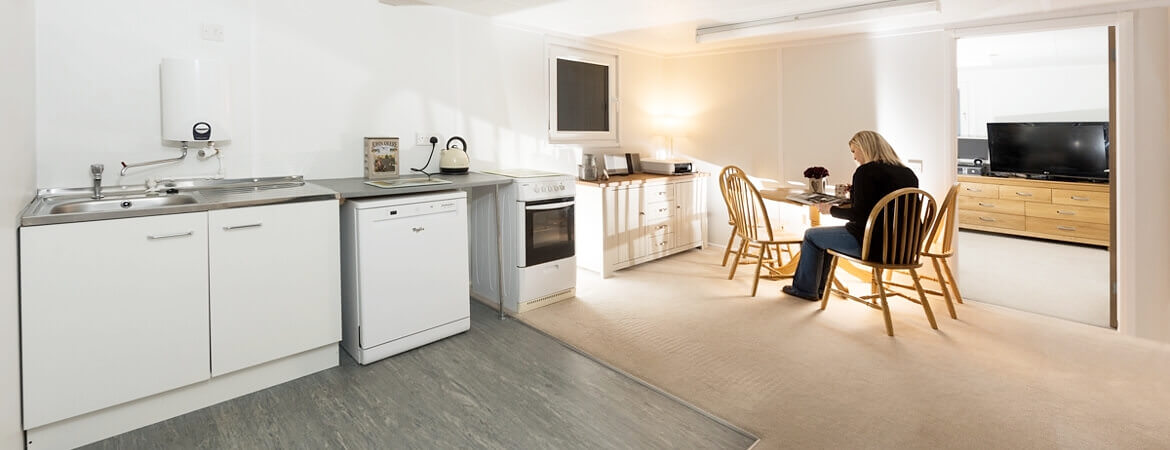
left=789, top=226, right=862, bottom=298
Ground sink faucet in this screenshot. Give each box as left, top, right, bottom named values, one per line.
left=90, top=164, right=104, bottom=199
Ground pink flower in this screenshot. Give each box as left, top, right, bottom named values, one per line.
left=803, top=166, right=829, bottom=179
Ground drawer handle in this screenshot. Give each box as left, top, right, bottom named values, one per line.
left=223, top=222, right=263, bottom=231
left=656, top=224, right=668, bottom=230
left=659, top=208, right=669, bottom=213
left=1056, top=210, right=1076, bottom=215
left=977, top=202, right=994, bottom=208
left=1057, top=226, right=1077, bottom=231
left=412, top=227, right=425, bottom=233
left=978, top=217, right=997, bottom=222
left=965, top=187, right=982, bottom=192
left=1070, top=196, right=1090, bottom=201
left=1014, top=191, right=1033, bottom=197
left=147, top=231, right=193, bottom=240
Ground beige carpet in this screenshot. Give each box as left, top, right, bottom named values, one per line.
left=519, top=247, right=1170, bottom=449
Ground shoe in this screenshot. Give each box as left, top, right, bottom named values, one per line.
left=782, top=285, right=821, bottom=302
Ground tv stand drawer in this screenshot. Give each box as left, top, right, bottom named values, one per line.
left=1025, top=203, right=1109, bottom=225
left=957, top=196, right=1026, bottom=215
left=1052, top=189, right=1109, bottom=208
left=959, top=210, right=1025, bottom=231
left=1026, top=217, right=1109, bottom=242
left=959, top=181, right=998, bottom=198
left=999, top=185, right=1051, bottom=202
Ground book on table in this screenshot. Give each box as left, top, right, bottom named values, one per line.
left=785, top=192, right=847, bottom=205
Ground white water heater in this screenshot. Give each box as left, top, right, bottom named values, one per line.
left=160, top=58, right=230, bottom=142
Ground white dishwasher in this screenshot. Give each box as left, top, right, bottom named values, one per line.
left=339, top=190, right=470, bottom=365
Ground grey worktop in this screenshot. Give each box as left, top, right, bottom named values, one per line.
left=310, top=172, right=513, bottom=200
left=21, top=176, right=339, bottom=227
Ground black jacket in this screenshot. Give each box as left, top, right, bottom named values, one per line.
left=829, top=162, right=919, bottom=260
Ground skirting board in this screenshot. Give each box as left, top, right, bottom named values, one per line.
left=26, top=344, right=339, bottom=450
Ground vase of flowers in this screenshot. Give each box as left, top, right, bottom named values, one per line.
left=804, top=166, right=829, bottom=193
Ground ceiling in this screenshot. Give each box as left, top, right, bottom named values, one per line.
left=379, top=0, right=1137, bottom=55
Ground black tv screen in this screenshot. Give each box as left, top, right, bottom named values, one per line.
left=987, top=122, right=1109, bottom=181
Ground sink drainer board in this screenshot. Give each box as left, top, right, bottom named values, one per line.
left=364, top=178, right=453, bottom=189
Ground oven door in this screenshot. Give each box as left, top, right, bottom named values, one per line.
left=518, top=197, right=575, bottom=268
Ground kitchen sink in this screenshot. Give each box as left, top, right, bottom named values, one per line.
left=49, top=194, right=199, bottom=214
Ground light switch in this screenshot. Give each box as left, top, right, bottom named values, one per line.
left=201, top=24, right=224, bottom=42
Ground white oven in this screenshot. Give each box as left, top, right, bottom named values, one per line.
left=469, top=173, right=577, bottom=314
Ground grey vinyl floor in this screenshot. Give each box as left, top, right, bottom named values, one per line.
left=83, top=301, right=756, bottom=449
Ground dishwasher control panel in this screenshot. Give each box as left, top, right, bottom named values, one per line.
left=361, top=199, right=459, bottom=220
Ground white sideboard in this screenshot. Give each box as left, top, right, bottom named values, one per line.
left=577, top=173, right=708, bottom=278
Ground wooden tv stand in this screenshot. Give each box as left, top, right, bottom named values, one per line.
left=957, top=175, right=1110, bottom=247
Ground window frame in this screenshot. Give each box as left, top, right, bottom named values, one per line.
left=547, top=43, right=619, bottom=145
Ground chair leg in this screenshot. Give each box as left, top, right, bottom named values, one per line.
left=819, top=255, right=840, bottom=310
left=930, top=257, right=957, bottom=319
left=728, top=239, right=748, bottom=280
left=750, top=242, right=767, bottom=297
left=873, top=269, right=895, bottom=336
left=940, top=258, right=964, bottom=304
left=722, top=227, right=738, bottom=266
left=909, top=268, right=939, bottom=330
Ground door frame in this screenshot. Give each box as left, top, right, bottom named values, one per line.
left=946, top=12, right=1134, bottom=332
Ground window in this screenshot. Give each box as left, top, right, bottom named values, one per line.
left=548, top=43, right=618, bottom=144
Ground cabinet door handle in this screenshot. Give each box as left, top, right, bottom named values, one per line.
left=223, top=222, right=263, bottom=231
left=1014, top=192, right=1033, bottom=197
left=1058, top=225, right=1077, bottom=231
left=978, top=217, right=997, bottom=222
left=1070, top=196, right=1090, bottom=201
left=977, top=202, right=994, bottom=208
left=147, top=231, right=193, bottom=240
left=412, top=227, right=425, bottom=233
left=1056, top=210, right=1076, bottom=215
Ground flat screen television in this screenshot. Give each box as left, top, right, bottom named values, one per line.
left=986, top=122, right=1109, bottom=182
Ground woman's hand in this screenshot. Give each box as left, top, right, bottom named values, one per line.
left=815, top=202, right=833, bottom=214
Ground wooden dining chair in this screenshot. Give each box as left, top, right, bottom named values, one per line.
left=718, top=166, right=751, bottom=268
left=883, top=183, right=962, bottom=319
left=819, top=188, right=938, bottom=336
left=723, top=170, right=803, bottom=296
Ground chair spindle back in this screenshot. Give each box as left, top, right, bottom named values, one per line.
left=861, top=188, right=937, bottom=266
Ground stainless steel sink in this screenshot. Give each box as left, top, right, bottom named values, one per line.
left=49, top=194, right=199, bottom=214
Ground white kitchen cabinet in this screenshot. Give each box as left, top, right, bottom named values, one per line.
left=20, top=213, right=211, bottom=429
left=208, top=200, right=341, bottom=376
left=578, top=173, right=708, bottom=278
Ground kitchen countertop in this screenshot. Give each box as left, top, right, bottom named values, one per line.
left=21, top=176, right=339, bottom=227
left=576, top=172, right=708, bottom=188
left=310, top=172, right=513, bottom=200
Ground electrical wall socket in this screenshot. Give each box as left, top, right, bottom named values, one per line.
left=415, top=132, right=440, bottom=146
left=201, top=23, right=224, bottom=42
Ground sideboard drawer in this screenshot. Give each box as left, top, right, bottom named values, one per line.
left=1025, top=203, right=1110, bottom=225
left=1052, top=189, right=1109, bottom=208
left=957, top=196, right=1026, bottom=216
left=999, top=185, right=1052, bottom=202
left=641, top=201, right=674, bottom=224
left=959, top=182, right=998, bottom=198
left=1026, top=217, right=1109, bottom=242
left=642, top=184, right=674, bottom=203
left=959, top=210, right=1026, bottom=231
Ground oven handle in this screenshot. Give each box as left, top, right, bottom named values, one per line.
left=524, top=200, right=575, bottom=211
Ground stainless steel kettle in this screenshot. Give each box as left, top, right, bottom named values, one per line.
left=439, top=136, right=469, bottom=174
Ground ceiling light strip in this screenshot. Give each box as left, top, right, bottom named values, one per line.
left=696, top=0, right=938, bottom=40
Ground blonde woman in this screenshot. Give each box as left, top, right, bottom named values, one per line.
left=782, top=131, right=919, bottom=301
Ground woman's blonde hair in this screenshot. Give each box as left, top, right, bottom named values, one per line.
left=849, top=130, right=904, bottom=166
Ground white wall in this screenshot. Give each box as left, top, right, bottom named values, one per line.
left=1123, top=8, right=1170, bottom=342
left=0, top=0, right=37, bottom=447
left=957, top=27, right=1110, bottom=137
left=662, top=49, right=783, bottom=249
left=35, top=0, right=663, bottom=189
left=781, top=32, right=951, bottom=200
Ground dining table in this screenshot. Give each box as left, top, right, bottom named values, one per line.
left=757, top=187, right=873, bottom=286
